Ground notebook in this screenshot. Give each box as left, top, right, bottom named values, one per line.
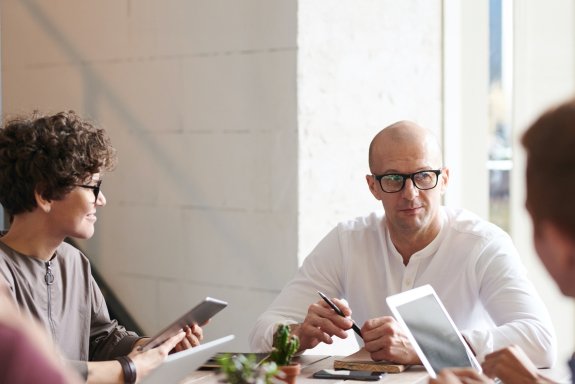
left=141, top=334, right=234, bottom=384
left=386, top=285, right=482, bottom=379
left=333, top=348, right=407, bottom=373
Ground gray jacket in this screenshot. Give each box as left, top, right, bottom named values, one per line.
left=0, top=240, right=142, bottom=381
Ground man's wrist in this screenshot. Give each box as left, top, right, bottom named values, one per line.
left=287, top=324, right=301, bottom=339
left=287, top=323, right=305, bottom=352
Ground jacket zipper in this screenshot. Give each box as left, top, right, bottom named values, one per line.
left=44, top=260, right=56, bottom=337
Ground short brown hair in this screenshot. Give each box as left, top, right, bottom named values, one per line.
left=0, top=111, right=117, bottom=215
left=522, top=99, right=575, bottom=237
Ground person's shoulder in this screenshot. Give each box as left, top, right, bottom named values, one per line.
left=444, top=207, right=509, bottom=239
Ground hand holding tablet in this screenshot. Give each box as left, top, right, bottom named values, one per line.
left=140, top=297, right=228, bottom=352
left=386, top=285, right=481, bottom=379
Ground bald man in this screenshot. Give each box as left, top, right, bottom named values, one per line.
left=249, top=121, right=555, bottom=368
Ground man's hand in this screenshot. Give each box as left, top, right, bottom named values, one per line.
left=481, top=345, right=552, bottom=384
left=429, top=368, right=494, bottom=384
left=361, top=316, right=420, bottom=364
left=289, top=297, right=355, bottom=351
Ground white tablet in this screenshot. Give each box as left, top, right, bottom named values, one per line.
left=386, top=285, right=482, bottom=379
left=141, top=297, right=228, bottom=352
left=141, top=334, right=234, bottom=384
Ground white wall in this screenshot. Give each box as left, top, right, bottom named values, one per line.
left=298, top=0, right=442, bottom=262
left=442, top=0, right=490, bottom=216
left=1, top=0, right=298, bottom=351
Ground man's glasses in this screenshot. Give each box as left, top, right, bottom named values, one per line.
left=75, top=180, right=102, bottom=202
left=372, top=170, right=442, bottom=193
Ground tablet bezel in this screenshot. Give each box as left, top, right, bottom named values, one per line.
left=386, top=284, right=481, bottom=379
left=140, top=297, right=228, bottom=352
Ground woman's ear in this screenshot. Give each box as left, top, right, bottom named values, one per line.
left=34, top=190, right=52, bottom=213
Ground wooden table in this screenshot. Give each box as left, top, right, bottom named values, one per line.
left=181, top=355, right=429, bottom=384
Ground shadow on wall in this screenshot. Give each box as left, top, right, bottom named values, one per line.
left=18, top=0, right=254, bottom=268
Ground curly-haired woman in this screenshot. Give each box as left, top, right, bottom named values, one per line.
left=0, top=111, right=202, bottom=383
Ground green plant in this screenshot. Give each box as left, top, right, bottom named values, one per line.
left=269, top=324, right=300, bottom=366
left=217, top=353, right=278, bottom=384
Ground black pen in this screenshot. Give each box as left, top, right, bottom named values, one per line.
left=317, top=291, right=363, bottom=338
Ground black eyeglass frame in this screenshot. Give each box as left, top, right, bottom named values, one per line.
left=74, top=179, right=102, bottom=202
left=372, top=169, right=442, bottom=193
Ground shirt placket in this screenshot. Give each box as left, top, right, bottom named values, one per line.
left=401, top=258, right=420, bottom=290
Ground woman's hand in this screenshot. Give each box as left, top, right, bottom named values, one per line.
left=173, top=323, right=203, bottom=352
left=129, top=331, right=186, bottom=381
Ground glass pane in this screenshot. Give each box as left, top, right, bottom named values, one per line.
left=489, top=169, right=510, bottom=231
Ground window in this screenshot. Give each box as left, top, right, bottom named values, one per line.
left=488, top=0, right=513, bottom=232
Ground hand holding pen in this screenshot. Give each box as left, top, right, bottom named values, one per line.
left=317, top=291, right=363, bottom=338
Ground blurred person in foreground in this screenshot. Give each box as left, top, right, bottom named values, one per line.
left=249, top=120, right=555, bottom=368
left=431, top=99, right=575, bottom=383
left=0, top=111, right=203, bottom=383
left=0, top=279, right=81, bottom=383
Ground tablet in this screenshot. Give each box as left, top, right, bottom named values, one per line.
left=141, top=334, right=234, bottom=384
left=386, top=285, right=481, bottom=379
left=140, top=297, right=228, bottom=352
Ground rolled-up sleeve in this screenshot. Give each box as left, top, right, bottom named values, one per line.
left=88, top=277, right=144, bottom=361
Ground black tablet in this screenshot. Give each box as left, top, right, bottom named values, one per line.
left=140, top=297, right=228, bottom=352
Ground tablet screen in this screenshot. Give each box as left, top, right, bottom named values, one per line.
left=395, top=293, right=473, bottom=372
left=386, top=285, right=482, bottom=378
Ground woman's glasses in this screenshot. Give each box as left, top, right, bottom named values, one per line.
left=74, top=180, right=102, bottom=202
